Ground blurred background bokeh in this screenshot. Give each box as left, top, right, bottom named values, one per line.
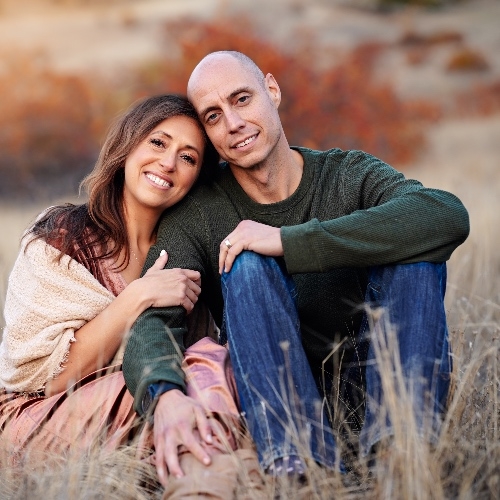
left=1, top=3, right=499, bottom=495
left=1, top=0, right=499, bottom=327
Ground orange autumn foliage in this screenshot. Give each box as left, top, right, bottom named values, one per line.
left=132, top=17, right=440, bottom=166
left=0, top=17, right=454, bottom=198
left=0, top=55, right=99, bottom=198
left=454, top=81, right=500, bottom=118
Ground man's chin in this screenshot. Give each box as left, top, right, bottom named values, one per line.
left=227, top=161, right=261, bottom=172
left=226, top=151, right=267, bottom=170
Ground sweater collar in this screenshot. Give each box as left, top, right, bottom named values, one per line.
left=220, top=147, right=316, bottom=214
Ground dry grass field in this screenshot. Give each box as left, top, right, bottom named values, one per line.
left=0, top=0, right=499, bottom=498
left=0, top=114, right=498, bottom=500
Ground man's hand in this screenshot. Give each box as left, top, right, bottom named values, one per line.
left=153, top=389, right=214, bottom=486
left=219, top=220, right=283, bottom=274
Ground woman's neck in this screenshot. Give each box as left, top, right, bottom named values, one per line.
left=126, top=215, right=158, bottom=254
left=121, top=204, right=161, bottom=282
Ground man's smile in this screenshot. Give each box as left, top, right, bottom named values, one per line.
left=234, top=134, right=258, bottom=149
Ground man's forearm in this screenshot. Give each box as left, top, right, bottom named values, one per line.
left=282, top=188, right=469, bottom=274
left=122, top=306, right=188, bottom=415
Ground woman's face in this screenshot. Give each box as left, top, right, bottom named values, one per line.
left=123, top=115, right=205, bottom=214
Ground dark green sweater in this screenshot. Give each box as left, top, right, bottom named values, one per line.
left=123, top=148, right=469, bottom=414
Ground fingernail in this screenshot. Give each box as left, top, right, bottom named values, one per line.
left=206, top=434, right=213, bottom=444
left=203, top=457, right=210, bottom=465
left=160, top=249, right=166, bottom=256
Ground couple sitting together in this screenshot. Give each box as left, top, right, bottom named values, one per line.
left=0, top=51, right=469, bottom=495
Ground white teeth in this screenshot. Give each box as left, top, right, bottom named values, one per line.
left=235, top=135, right=256, bottom=148
left=146, top=173, right=171, bottom=188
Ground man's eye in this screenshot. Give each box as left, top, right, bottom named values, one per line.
left=206, top=112, right=219, bottom=123
left=237, top=95, right=250, bottom=104
left=150, top=138, right=165, bottom=148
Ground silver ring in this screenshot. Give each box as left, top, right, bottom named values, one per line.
left=224, top=239, right=232, bottom=250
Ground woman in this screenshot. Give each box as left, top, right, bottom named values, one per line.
left=0, top=95, right=259, bottom=495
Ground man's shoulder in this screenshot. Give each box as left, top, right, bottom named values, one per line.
left=295, top=146, right=382, bottom=174
left=170, top=170, right=229, bottom=207
left=158, top=171, right=235, bottom=228
left=292, top=146, right=377, bottom=163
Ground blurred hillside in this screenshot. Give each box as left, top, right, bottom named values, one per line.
left=0, top=0, right=498, bottom=200
left=1, top=4, right=499, bottom=496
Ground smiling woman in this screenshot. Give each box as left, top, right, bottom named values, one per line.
left=122, top=115, right=205, bottom=235
left=0, top=94, right=254, bottom=496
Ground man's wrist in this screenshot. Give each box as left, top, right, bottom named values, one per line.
left=141, top=381, right=183, bottom=415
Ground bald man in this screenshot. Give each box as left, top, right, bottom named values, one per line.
left=123, top=51, right=469, bottom=481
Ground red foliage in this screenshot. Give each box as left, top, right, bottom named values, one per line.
left=133, top=17, right=439, bottom=166
left=446, top=47, right=490, bottom=73
left=399, top=29, right=464, bottom=66
left=399, top=29, right=463, bottom=47
left=0, top=55, right=99, bottom=197
left=453, top=81, right=500, bottom=117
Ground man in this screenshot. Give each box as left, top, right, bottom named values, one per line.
left=123, top=51, right=469, bottom=482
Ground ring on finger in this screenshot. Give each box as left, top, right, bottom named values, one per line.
left=224, top=239, right=232, bottom=250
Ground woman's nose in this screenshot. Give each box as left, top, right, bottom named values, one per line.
left=158, top=151, right=176, bottom=171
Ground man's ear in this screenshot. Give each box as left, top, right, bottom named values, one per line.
left=265, top=73, right=281, bottom=108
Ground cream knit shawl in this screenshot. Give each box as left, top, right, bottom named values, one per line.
left=0, top=237, right=115, bottom=393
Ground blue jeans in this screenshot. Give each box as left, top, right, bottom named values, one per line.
left=220, top=252, right=451, bottom=468
left=343, top=262, right=451, bottom=456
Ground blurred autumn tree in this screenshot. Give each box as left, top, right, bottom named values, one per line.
left=0, top=56, right=100, bottom=199
left=0, top=17, right=444, bottom=199
left=132, top=17, right=439, bottom=166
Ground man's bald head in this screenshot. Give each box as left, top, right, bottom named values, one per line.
left=185, top=50, right=285, bottom=171
left=187, top=51, right=266, bottom=100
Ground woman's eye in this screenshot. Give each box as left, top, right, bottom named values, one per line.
left=180, top=154, right=196, bottom=165
left=150, top=138, right=165, bottom=148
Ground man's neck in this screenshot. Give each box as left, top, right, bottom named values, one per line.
left=230, top=148, right=304, bottom=204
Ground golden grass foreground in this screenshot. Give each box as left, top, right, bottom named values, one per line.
left=0, top=186, right=499, bottom=498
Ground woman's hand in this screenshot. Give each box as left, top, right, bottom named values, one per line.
left=219, top=220, right=283, bottom=274
left=153, top=389, right=215, bottom=486
left=46, top=252, right=201, bottom=396
left=139, top=251, right=202, bottom=313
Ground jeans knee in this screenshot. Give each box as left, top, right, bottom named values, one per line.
left=406, top=262, right=448, bottom=297
left=369, top=262, right=447, bottom=293
left=224, top=251, right=280, bottom=282
left=231, top=250, right=265, bottom=271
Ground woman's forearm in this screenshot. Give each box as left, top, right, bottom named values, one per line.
left=45, top=260, right=202, bottom=396
left=45, top=280, right=149, bottom=395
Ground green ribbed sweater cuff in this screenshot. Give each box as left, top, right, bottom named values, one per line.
left=122, top=305, right=187, bottom=415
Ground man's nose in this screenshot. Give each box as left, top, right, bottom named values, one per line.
left=225, top=109, right=245, bottom=132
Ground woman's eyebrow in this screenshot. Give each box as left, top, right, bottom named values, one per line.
left=151, top=131, right=201, bottom=155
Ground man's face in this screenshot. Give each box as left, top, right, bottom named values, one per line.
left=187, top=55, right=283, bottom=170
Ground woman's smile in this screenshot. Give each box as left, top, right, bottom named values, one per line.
left=145, top=172, right=173, bottom=189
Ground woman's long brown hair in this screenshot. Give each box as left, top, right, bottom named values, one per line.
left=27, top=94, right=218, bottom=284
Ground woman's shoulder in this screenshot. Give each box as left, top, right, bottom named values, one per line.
left=28, top=203, right=90, bottom=249
left=30, top=203, right=88, bottom=231
left=25, top=203, right=105, bottom=274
